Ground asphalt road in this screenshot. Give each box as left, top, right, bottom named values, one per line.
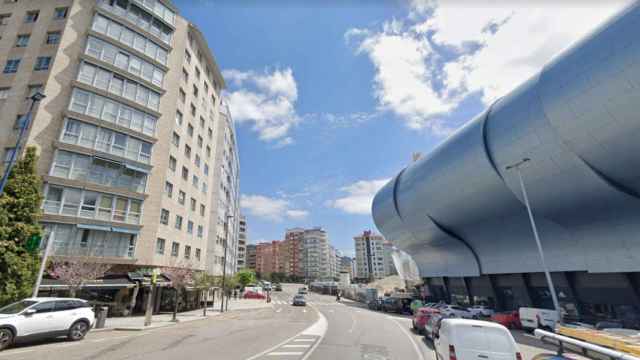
left=0, top=284, right=556, bottom=360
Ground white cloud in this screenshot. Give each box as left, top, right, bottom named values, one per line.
left=327, top=178, right=390, bottom=215
left=222, top=68, right=300, bottom=144
left=240, top=194, right=308, bottom=221
left=348, top=0, right=631, bottom=134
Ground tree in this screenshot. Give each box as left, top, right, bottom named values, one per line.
left=193, top=272, right=217, bottom=316
left=0, top=147, right=43, bottom=306
left=48, top=259, right=112, bottom=297
left=161, top=262, right=194, bottom=321
left=235, top=269, right=256, bottom=288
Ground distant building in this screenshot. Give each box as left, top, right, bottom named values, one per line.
left=354, top=230, right=392, bottom=281
left=339, top=256, right=354, bottom=277
left=281, top=228, right=304, bottom=278
left=255, top=241, right=280, bottom=275
left=301, top=227, right=332, bottom=281
left=383, top=241, right=398, bottom=277
left=236, top=215, right=247, bottom=270
left=246, top=244, right=257, bottom=270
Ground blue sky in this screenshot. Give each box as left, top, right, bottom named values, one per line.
left=173, top=0, right=628, bottom=256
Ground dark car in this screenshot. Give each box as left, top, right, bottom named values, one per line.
left=368, top=298, right=383, bottom=311
left=292, top=295, right=306, bottom=306
left=274, top=283, right=283, bottom=291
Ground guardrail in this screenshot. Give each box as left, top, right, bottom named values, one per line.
left=535, top=329, right=640, bottom=360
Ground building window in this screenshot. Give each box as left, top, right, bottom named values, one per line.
left=199, top=116, right=205, bottom=128
left=46, top=31, right=60, bottom=45
left=208, top=128, right=213, bottom=139
left=178, top=190, right=186, bottom=205
left=197, top=225, right=203, bottom=238
left=182, top=166, right=188, bottom=180
left=172, top=132, right=180, bottom=147
left=24, top=10, right=38, bottom=23
left=190, top=103, right=196, bottom=117
left=202, top=182, right=207, bottom=194
left=3, top=58, right=20, bottom=74
left=0, top=87, right=9, bottom=99
left=204, top=163, right=209, bottom=175
left=156, top=238, right=165, bottom=255
left=185, top=50, right=191, bottom=63
left=182, top=68, right=188, bottom=83
left=193, top=85, right=199, bottom=98
left=195, top=248, right=201, bottom=261
left=160, top=209, right=170, bottom=224
left=187, top=221, right=193, bottom=234
left=3, top=147, right=15, bottom=165
left=0, top=14, right=11, bottom=26
left=190, top=198, right=196, bottom=211
left=165, top=181, right=173, bottom=198
left=175, top=110, right=183, bottom=126
left=206, top=146, right=211, bottom=158
left=197, top=136, right=203, bottom=148
left=27, top=84, right=43, bottom=98
left=54, top=7, right=69, bottom=20
left=15, top=34, right=29, bottom=47
left=200, top=204, right=205, bottom=217
left=187, top=124, right=194, bottom=137
left=169, top=156, right=176, bottom=171
left=192, top=175, right=198, bottom=187
left=194, top=154, right=200, bottom=168
left=184, top=245, right=191, bottom=259
left=171, top=242, right=179, bottom=257
left=184, top=144, right=191, bottom=159
left=195, top=67, right=201, bottom=79
left=175, top=215, right=183, bottom=230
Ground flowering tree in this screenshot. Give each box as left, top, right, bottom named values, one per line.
left=161, top=261, right=194, bottom=321
left=48, top=259, right=112, bottom=297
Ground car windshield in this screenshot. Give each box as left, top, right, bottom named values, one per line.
left=0, top=300, right=37, bottom=314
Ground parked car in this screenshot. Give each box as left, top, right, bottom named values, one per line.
left=0, top=298, right=95, bottom=351
left=491, top=311, right=522, bottom=329
left=434, top=319, right=522, bottom=360
left=440, top=305, right=474, bottom=319
left=519, top=307, right=559, bottom=332
left=381, top=297, right=410, bottom=313
left=243, top=290, right=266, bottom=299
left=468, top=305, right=495, bottom=318
left=292, top=295, right=306, bottom=306
left=425, top=312, right=446, bottom=340
left=298, top=287, right=308, bottom=295
left=274, top=283, right=283, bottom=291
left=413, top=307, right=440, bottom=335
left=368, top=298, right=383, bottom=311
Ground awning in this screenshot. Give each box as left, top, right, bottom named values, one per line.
left=40, top=277, right=136, bottom=290
left=124, top=162, right=150, bottom=174
left=111, top=226, right=139, bottom=235
left=77, top=223, right=111, bottom=231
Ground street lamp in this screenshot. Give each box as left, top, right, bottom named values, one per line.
left=0, top=91, right=46, bottom=195
left=220, top=214, right=233, bottom=312
left=506, top=158, right=562, bottom=324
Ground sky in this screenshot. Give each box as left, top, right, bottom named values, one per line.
left=173, top=0, right=630, bottom=257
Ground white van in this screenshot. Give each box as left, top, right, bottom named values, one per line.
left=434, top=319, right=522, bottom=360
left=519, top=307, right=559, bottom=332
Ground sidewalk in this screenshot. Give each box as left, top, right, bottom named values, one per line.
left=100, top=299, right=273, bottom=331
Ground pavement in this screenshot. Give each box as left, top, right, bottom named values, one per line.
left=0, top=284, right=561, bottom=360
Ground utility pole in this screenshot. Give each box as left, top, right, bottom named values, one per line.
left=32, top=230, right=54, bottom=298
left=506, top=158, right=562, bottom=324
left=0, top=92, right=46, bottom=195
left=220, top=214, right=233, bottom=312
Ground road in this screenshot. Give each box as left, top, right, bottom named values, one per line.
left=0, top=284, right=555, bottom=360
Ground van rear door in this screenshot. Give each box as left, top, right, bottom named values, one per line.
left=484, top=326, right=517, bottom=360
left=453, top=324, right=490, bottom=360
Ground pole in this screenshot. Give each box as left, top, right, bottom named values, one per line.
left=144, top=269, right=158, bottom=326
left=508, top=159, right=562, bottom=324
left=0, top=92, right=45, bottom=195
left=32, top=230, right=54, bottom=297
left=220, top=215, right=232, bottom=312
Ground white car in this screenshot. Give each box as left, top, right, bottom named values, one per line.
left=468, top=305, right=495, bottom=318
left=0, top=298, right=95, bottom=350
left=519, top=307, right=559, bottom=332
left=440, top=305, right=474, bottom=319
left=434, top=319, right=522, bottom=360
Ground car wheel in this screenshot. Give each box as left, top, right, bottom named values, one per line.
left=67, top=320, right=89, bottom=341
left=0, top=328, right=14, bottom=351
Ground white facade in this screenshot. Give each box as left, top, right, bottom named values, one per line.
left=354, top=231, right=392, bottom=281
left=236, top=215, right=247, bottom=270
left=301, top=227, right=331, bottom=281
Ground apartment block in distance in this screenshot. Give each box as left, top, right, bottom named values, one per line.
left=354, top=230, right=393, bottom=281
left=236, top=214, right=247, bottom=270
left=0, top=0, right=239, bottom=277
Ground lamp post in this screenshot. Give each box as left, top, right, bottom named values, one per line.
left=220, top=214, right=233, bottom=312
left=506, top=158, right=562, bottom=324
left=0, top=91, right=46, bottom=195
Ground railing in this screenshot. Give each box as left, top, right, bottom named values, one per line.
left=43, top=201, right=141, bottom=225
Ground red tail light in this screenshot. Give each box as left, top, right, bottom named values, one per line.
left=449, top=345, right=457, bottom=360
left=516, top=352, right=523, bottom=360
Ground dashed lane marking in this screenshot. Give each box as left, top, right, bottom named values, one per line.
left=282, top=344, right=311, bottom=348
left=293, top=339, right=315, bottom=342
left=267, top=352, right=304, bottom=356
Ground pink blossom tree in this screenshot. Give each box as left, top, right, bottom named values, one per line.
left=161, top=261, right=194, bottom=321
left=48, top=259, right=112, bottom=297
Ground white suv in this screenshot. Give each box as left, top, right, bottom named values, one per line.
left=0, top=298, right=95, bottom=350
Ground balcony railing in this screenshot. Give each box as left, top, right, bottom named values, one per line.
left=43, top=200, right=141, bottom=225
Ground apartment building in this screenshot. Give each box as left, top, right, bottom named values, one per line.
left=354, top=230, right=394, bottom=281
left=301, top=227, right=332, bottom=281
left=281, top=228, right=303, bottom=278
left=0, top=0, right=237, bottom=274
left=246, top=243, right=256, bottom=270
left=255, top=241, right=280, bottom=275
left=236, top=214, right=246, bottom=270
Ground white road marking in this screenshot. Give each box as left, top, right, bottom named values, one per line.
left=293, top=338, right=315, bottom=342
left=390, top=318, right=426, bottom=360
left=303, top=309, right=307, bottom=313
left=282, top=344, right=311, bottom=348
left=275, top=308, right=282, bottom=313
left=0, top=349, right=34, bottom=356
left=267, top=352, right=304, bottom=356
